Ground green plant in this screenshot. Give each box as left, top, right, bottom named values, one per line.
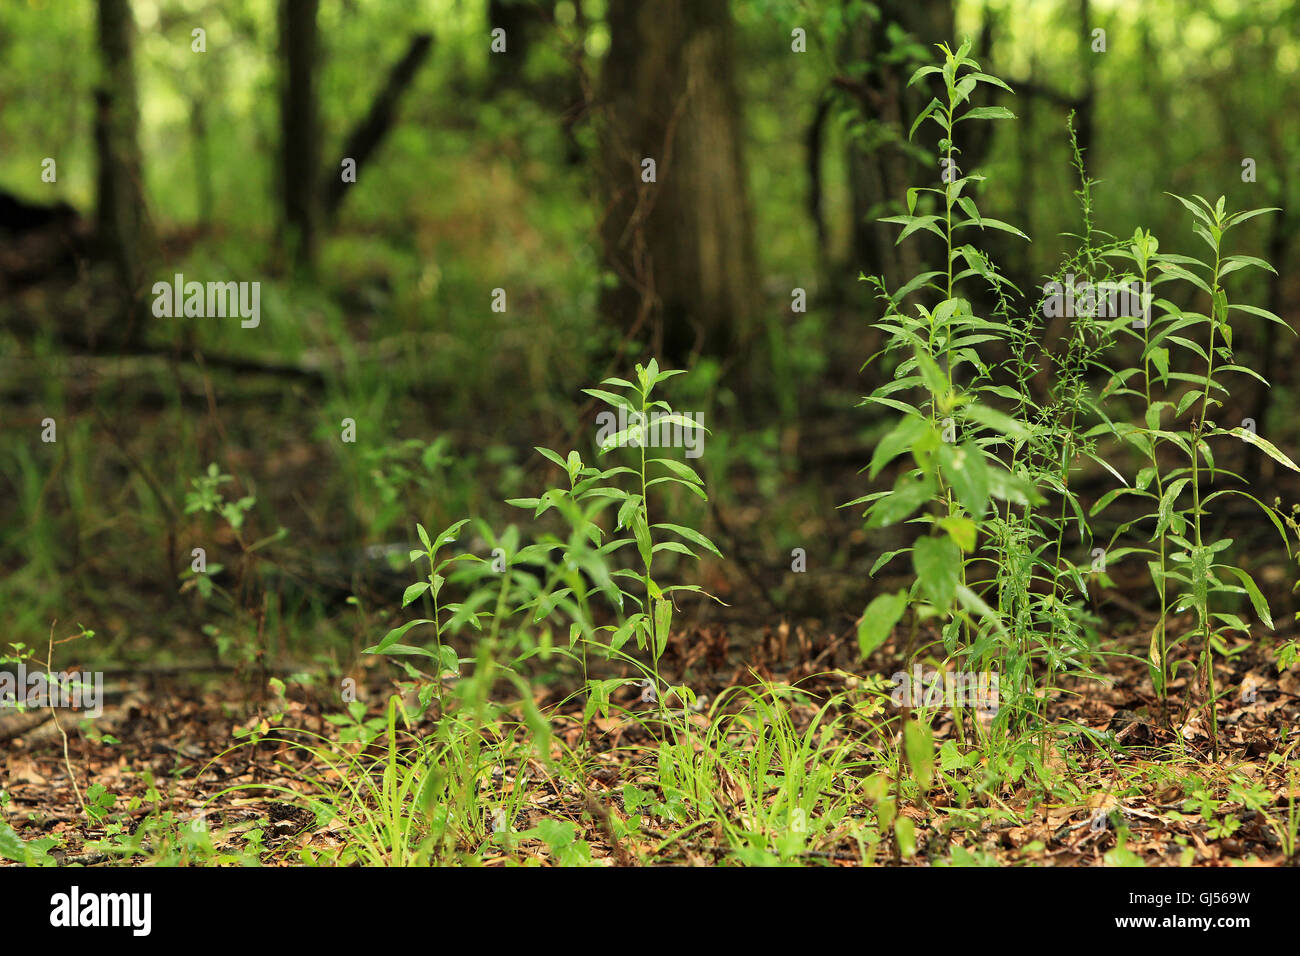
left=557, top=359, right=720, bottom=701
left=0, top=819, right=59, bottom=866
left=1095, top=195, right=1297, bottom=751
left=183, top=462, right=255, bottom=534
left=857, top=41, right=1295, bottom=759
left=853, top=39, right=1044, bottom=736
left=180, top=462, right=287, bottom=669
left=352, top=361, right=721, bottom=861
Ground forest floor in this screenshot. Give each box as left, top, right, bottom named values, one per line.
left=3, top=616, right=1299, bottom=867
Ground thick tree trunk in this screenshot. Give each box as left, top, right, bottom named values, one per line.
left=94, top=0, right=152, bottom=334
left=279, top=0, right=319, bottom=273
left=597, top=0, right=759, bottom=366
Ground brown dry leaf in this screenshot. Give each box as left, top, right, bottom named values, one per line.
left=1046, top=805, right=1078, bottom=830
left=7, top=757, right=47, bottom=785
left=1085, top=791, right=1119, bottom=812
left=1151, top=784, right=1183, bottom=805
left=1179, top=713, right=1207, bottom=741
left=1279, top=668, right=1300, bottom=697
left=1003, top=824, right=1049, bottom=850
left=715, top=763, right=746, bottom=810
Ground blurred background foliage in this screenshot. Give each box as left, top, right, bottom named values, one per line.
left=2, top=0, right=1298, bottom=669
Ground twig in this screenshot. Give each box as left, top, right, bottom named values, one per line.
left=47, top=622, right=91, bottom=824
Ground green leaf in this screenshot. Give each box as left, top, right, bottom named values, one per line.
left=963, top=403, right=1029, bottom=440
left=0, top=822, right=29, bottom=864
left=1155, top=478, right=1190, bottom=538
left=953, top=216, right=1029, bottom=241
left=533, top=446, right=568, bottom=471
left=953, top=75, right=977, bottom=104
left=1223, top=567, right=1274, bottom=629
left=955, top=585, right=1004, bottom=633
left=958, top=105, right=1015, bottom=121
left=913, top=535, right=961, bottom=610
left=432, top=518, right=470, bottom=549
left=632, top=511, right=653, bottom=568
left=867, top=472, right=936, bottom=528
left=903, top=719, right=934, bottom=792
left=1231, top=427, right=1300, bottom=472
left=937, top=441, right=990, bottom=519
left=610, top=616, right=638, bottom=653
left=894, top=816, right=917, bottom=858
left=881, top=214, right=945, bottom=243
left=1191, top=546, right=1210, bottom=618
left=907, top=65, right=943, bottom=88
left=366, top=618, right=437, bottom=655
left=938, top=516, right=976, bottom=552
left=870, top=548, right=909, bottom=576
left=987, top=465, right=1041, bottom=506
left=870, top=414, right=930, bottom=479
left=1166, top=192, right=1215, bottom=228
left=652, top=522, right=722, bottom=558
left=899, top=816, right=920, bottom=858
left=966, top=72, right=1013, bottom=93
left=653, top=599, right=673, bottom=658
left=913, top=348, right=949, bottom=398
left=652, top=541, right=697, bottom=558
left=1223, top=206, right=1279, bottom=227
left=858, top=591, right=908, bottom=659
left=908, top=97, right=943, bottom=140
left=402, top=581, right=430, bottom=606
left=1149, top=347, right=1170, bottom=383
left=651, top=457, right=704, bottom=485
left=581, top=387, right=636, bottom=412
left=1219, top=255, right=1276, bottom=277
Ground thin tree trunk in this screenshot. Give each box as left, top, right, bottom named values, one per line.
left=279, top=0, right=319, bottom=273
left=488, top=0, right=543, bottom=90
left=94, top=0, right=153, bottom=339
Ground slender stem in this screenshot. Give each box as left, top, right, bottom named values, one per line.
left=1190, top=240, right=1222, bottom=755
left=429, top=552, right=445, bottom=709
left=1137, top=258, right=1170, bottom=705
left=637, top=389, right=666, bottom=721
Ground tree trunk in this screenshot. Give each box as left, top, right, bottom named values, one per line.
left=279, top=0, right=319, bottom=273
left=323, top=33, right=434, bottom=222
left=843, top=0, right=954, bottom=298
left=488, top=0, right=543, bottom=90
left=94, top=0, right=153, bottom=337
left=597, top=0, right=759, bottom=366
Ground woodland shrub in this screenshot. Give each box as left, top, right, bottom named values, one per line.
left=852, top=40, right=1296, bottom=754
